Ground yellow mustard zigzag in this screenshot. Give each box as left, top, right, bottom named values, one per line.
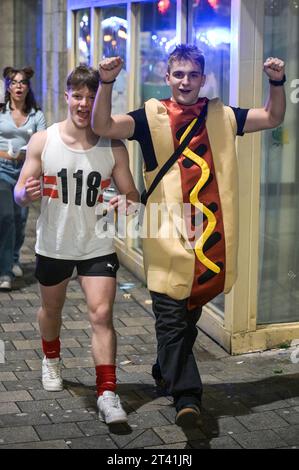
left=179, top=118, right=220, bottom=274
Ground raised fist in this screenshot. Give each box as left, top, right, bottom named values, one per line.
left=99, top=57, right=123, bottom=83
left=263, top=57, right=285, bottom=81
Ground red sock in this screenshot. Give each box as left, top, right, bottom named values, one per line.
left=96, top=364, right=116, bottom=397
left=42, top=337, right=61, bottom=359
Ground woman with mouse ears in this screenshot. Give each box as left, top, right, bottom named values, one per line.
left=0, top=66, right=46, bottom=291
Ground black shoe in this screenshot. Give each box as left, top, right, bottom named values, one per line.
left=175, top=403, right=201, bottom=428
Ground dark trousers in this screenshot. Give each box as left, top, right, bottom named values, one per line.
left=150, top=291, right=203, bottom=409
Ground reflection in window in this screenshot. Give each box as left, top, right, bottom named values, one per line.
left=132, top=1, right=176, bottom=252
left=100, top=7, right=127, bottom=114
left=138, top=1, right=176, bottom=104
left=189, top=0, right=231, bottom=104
left=76, top=9, right=91, bottom=65
left=189, top=0, right=231, bottom=314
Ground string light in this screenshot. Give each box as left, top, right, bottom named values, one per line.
left=193, top=0, right=219, bottom=8
left=158, top=0, right=170, bottom=15
left=208, top=0, right=219, bottom=9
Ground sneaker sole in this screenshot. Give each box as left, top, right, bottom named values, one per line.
left=98, top=411, right=128, bottom=425
left=0, top=284, right=12, bottom=291
left=175, top=407, right=200, bottom=428
left=42, top=383, right=64, bottom=392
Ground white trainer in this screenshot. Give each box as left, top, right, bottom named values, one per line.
left=42, top=356, right=63, bottom=391
left=0, top=275, right=12, bottom=291
left=12, top=264, right=23, bottom=277
left=97, top=391, right=128, bottom=424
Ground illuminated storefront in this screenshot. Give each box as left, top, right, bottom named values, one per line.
left=65, top=0, right=299, bottom=354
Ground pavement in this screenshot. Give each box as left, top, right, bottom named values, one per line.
left=0, top=204, right=299, bottom=450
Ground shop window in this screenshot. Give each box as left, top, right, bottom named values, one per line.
left=76, top=9, right=91, bottom=65
left=132, top=0, right=177, bottom=252
left=137, top=1, right=176, bottom=104
left=189, top=0, right=231, bottom=104
left=136, top=0, right=177, bottom=189
left=100, top=6, right=128, bottom=114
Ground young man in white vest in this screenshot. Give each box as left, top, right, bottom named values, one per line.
left=14, top=65, right=139, bottom=425
left=91, top=45, right=286, bottom=427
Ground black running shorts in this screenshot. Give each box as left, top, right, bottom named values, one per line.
left=35, top=252, right=119, bottom=286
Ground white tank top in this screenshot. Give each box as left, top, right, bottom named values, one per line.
left=35, top=123, right=115, bottom=260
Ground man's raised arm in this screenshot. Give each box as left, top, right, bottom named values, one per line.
left=14, top=131, right=46, bottom=207
left=92, top=57, right=135, bottom=140
left=244, top=57, right=286, bottom=133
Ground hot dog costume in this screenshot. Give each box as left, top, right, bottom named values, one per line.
left=129, top=97, right=247, bottom=309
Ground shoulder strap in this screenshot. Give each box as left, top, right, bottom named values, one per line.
left=141, top=102, right=208, bottom=205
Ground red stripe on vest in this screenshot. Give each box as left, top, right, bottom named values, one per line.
left=43, top=175, right=57, bottom=184
left=43, top=188, right=59, bottom=198
left=101, top=178, right=111, bottom=189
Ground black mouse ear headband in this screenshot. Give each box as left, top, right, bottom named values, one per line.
left=3, top=66, right=16, bottom=79
left=21, top=66, right=34, bottom=80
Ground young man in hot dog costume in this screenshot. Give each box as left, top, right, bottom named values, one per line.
left=92, top=45, right=286, bottom=427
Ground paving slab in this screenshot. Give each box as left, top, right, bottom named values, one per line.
left=1, top=205, right=299, bottom=449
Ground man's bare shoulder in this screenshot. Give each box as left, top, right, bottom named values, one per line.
left=26, top=129, right=48, bottom=158
left=29, top=129, right=48, bottom=145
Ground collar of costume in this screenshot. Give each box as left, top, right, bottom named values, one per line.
left=161, top=97, right=208, bottom=145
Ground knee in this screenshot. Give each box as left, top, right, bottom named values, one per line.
left=89, top=303, right=113, bottom=329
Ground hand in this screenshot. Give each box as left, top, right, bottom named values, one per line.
left=263, top=57, right=285, bottom=81
left=107, top=194, right=125, bottom=213
left=108, top=195, right=138, bottom=216
left=25, top=176, right=41, bottom=202
left=99, top=57, right=123, bottom=83
left=126, top=200, right=140, bottom=216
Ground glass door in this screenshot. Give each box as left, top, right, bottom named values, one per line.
left=258, top=0, right=299, bottom=324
